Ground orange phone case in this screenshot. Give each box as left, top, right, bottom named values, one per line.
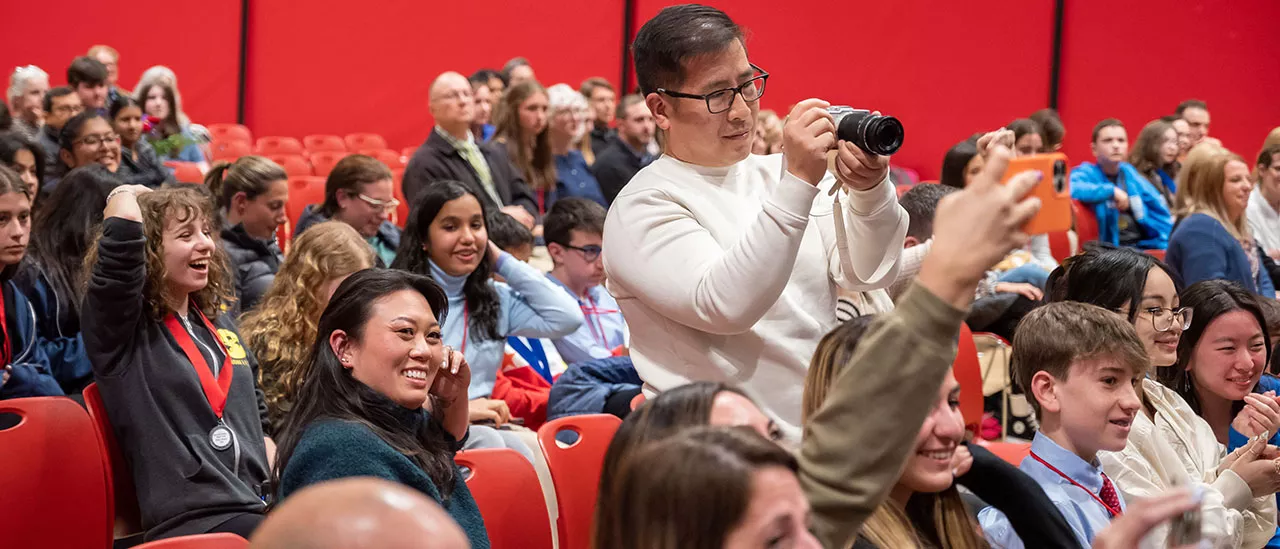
left=1001, top=153, right=1072, bottom=235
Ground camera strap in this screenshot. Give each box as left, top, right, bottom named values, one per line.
left=827, top=179, right=900, bottom=290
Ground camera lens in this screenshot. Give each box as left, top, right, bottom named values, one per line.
left=835, top=111, right=904, bottom=156
left=1053, top=160, right=1067, bottom=193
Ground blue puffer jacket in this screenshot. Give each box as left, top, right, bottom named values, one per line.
left=547, top=357, right=641, bottom=421
left=13, top=266, right=92, bottom=395
left=0, top=279, right=63, bottom=399
left=1071, top=161, right=1173, bottom=250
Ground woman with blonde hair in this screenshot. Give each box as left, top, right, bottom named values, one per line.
left=1167, top=144, right=1275, bottom=296
left=494, top=81, right=555, bottom=215
left=240, top=221, right=375, bottom=436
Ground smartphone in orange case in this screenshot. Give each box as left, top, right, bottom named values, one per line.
left=1000, top=153, right=1072, bottom=235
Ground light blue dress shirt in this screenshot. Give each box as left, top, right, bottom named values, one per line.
left=979, top=432, right=1125, bottom=548
left=545, top=274, right=627, bottom=365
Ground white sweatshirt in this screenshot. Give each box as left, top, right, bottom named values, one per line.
left=602, top=153, right=907, bottom=439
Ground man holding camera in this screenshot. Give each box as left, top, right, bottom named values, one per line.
left=602, top=4, right=907, bottom=439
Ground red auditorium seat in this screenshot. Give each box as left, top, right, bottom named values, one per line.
left=1, top=397, right=112, bottom=548
left=303, top=134, right=347, bottom=153
left=361, top=148, right=405, bottom=169
left=1146, top=249, right=1166, bottom=261
left=401, top=146, right=417, bottom=162
left=206, top=123, right=252, bottom=144
left=267, top=154, right=313, bottom=178
left=1072, top=200, right=1099, bottom=244
left=85, top=383, right=144, bottom=540
left=537, top=414, right=621, bottom=549
left=287, top=176, right=328, bottom=231
left=391, top=168, right=408, bottom=227
left=455, top=449, right=554, bottom=549
left=255, top=136, right=304, bottom=156
left=1047, top=230, right=1074, bottom=262
left=210, top=140, right=252, bottom=163
left=954, top=323, right=985, bottom=433
left=978, top=440, right=1033, bottom=465
left=133, top=533, right=248, bottom=548
left=165, top=161, right=205, bottom=184
left=345, top=132, right=388, bottom=151
left=309, top=151, right=348, bottom=177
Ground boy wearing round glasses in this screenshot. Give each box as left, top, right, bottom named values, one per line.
left=545, top=198, right=626, bottom=364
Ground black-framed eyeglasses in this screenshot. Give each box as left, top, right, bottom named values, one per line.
left=656, top=63, right=769, bottom=114
left=74, top=133, right=120, bottom=148
left=1139, top=306, right=1193, bottom=333
left=562, top=244, right=602, bottom=262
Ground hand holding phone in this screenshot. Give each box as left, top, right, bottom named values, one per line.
left=1000, top=153, right=1071, bottom=235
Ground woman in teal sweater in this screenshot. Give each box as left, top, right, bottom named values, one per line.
left=273, top=268, right=489, bottom=549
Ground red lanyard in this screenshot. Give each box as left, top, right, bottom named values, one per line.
left=460, top=304, right=469, bottom=355
left=580, top=295, right=619, bottom=348
left=0, top=287, right=10, bottom=365
left=1029, top=451, right=1123, bottom=517
left=165, top=306, right=233, bottom=417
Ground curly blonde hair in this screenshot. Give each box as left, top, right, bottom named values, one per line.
left=240, top=221, right=375, bottom=431
left=84, top=185, right=235, bottom=321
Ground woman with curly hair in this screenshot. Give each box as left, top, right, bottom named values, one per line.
left=241, top=221, right=375, bottom=436
left=83, top=184, right=271, bottom=540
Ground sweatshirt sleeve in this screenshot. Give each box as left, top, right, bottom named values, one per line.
left=495, top=253, right=584, bottom=339
left=799, top=282, right=966, bottom=548
left=1171, top=219, right=1231, bottom=287
left=820, top=175, right=908, bottom=291
left=81, top=217, right=148, bottom=378
left=1070, top=166, right=1116, bottom=204
left=602, top=170, right=818, bottom=335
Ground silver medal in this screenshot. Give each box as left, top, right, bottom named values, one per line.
left=209, top=424, right=233, bottom=451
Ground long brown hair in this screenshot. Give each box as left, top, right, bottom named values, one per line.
left=495, top=81, right=554, bottom=192
left=205, top=155, right=287, bottom=211
left=84, top=185, right=234, bottom=320
left=595, top=426, right=797, bottom=549
left=240, top=221, right=375, bottom=432
left=1129, top=119, right=1176, bottom=176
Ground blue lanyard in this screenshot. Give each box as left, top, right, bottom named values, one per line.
left=507, top=337, right=553, bottom=383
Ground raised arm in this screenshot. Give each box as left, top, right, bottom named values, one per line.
left=81, top=185, right=152, bottom=377
left=493, top=245, right=584, bottom=339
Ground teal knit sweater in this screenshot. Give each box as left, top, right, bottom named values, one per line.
left=279, top=412, right=490, bottom=548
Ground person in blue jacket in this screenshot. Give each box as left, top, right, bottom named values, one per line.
left=0, top=166, right=60, bottom=399
left=1071, top=118, right=1173, bottom=250
left=14, top=166, right=119, bottom=395
left=1166, top=145, right=1275, bottom=296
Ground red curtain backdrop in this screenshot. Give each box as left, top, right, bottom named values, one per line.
left=4, top=1, right=1278, bottom=178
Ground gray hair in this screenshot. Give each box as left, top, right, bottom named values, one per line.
left=546, top=83, right=587, bottom=114
left=7, top=65, right=49, bottom=103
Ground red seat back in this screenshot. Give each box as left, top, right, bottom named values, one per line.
left=210, top=140, right=252, bottom=163
left=85, top=383, right=143, bottom=539
left=391, top=168, right=409, bottom=227
left=1047, top=230, right=1073, bottom=262
left=206, top=124, right=252, bottom=144
left=1072, top=200, right=1099, bottom=243
left=978, top=440, right=1032, bottom=465
left=345, top=133, right=388, bottom=152
left=454, top=449, right=554, bottom=549
left=287, top=176, right=328, bottom=232
left=954, top=323, right=985, bottom=432
left=134, top=533, right=249, bottom=548
left=302, top=134, right=346, bottom=153
left=309, top=151, right=348, bottom=177
left=536, top=414, right=621, bottom=549
left=267, top=154, right=313, bottom=178
left=255, top=136, right=304, bottom=156
left=1146, top=249, right=1166, bottom=261
left=165, top=161, right=205, bottom=184
left=361, top=148, right=405, bottom=169
left=1, top=397, right=112, bottom=548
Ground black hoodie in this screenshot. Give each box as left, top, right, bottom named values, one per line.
left=220, top=222, right=282, bottom=314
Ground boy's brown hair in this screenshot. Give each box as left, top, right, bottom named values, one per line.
left=1012, top=302, right=1149, bottom=416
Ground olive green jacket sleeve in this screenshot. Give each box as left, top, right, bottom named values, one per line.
left=799, top=283, right=967, bottom=548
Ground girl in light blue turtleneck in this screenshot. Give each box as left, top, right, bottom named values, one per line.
left=391, top=181, right=582, bottom=454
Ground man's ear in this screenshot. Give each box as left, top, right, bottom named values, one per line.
left=904, top=236, right=920, bottom=249
left=646, top=93, right=671, bottom=132
left=1030, top=370, right=1061, bottom=414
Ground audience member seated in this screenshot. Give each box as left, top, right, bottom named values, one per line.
left=606, top=5, right=912, bottom=441
left=580, top=76, right=617, bottom=156
left=978, top=302, right=1147, bottom=548
left=467, top=72, right=497, bottom=142
left=51, top=111, right=121, bottom=189
left=1071, top=118, right=1173, bottom=250
left=271, top=268, right=489, bottom=549
left=593, top=94, right=655, bottom=205
left=939, top=136, right=983, bottom=189
left=545, top=198, right=627, bottom=363
left=88, top=44, right=124, bottom=106
left=391, top=181, right=581, bottom=457
left=1030, top=108, right=1065, bottom=153
left=503, top=57, right=536, bottom=87
left=0, top=132, right=45, bottom=198
left=83, top=184, right=271, bottom=540
left=1007, top=117, right=1043, bottom=156
left=1248, top=144, right=1280, bottom=261
left=16, top=166, right=118, bottom=397
left=110, top=96, right=170, bottom=188
left=37, top=86, right=83, bottom=175
left=470, top=68, right=505, bottom=119
left=546, top=84, right=607, bottom=207
left=249, top=477, right=470, bottom=549
left=403, top=71, right=537, bottom=228
left=1128, top=118, right=1181, bottom=207
left=752, top=109, right=783, bottom=155
left=1178, top=99, right=1218, bottom=148
left=206, top=156, right=288, bottom=312
left=67, top=56, right=109, bottom=115
left=137, top=81, right=207, bottom=164
left=6, top=65, right=49, bottom=141
left=135, top=65, right=191, bottom=125
left=495, top=81, right=556, bottom=215
left=1167, top=144, right=1275, bottom=296
left=0, top=166, right=59, bottom=399
left=242, top=222, right=375, bottom=437
left=803, top=317, right=1079, bottom=549
left=294, top=154, right=401, bottom=267
left=1048, top=244, right=1280, bottom=547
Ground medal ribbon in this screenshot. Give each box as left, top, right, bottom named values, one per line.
left=165, top=305, right=233, bottom=417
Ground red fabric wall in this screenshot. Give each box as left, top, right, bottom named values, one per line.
left=1, top=1, right=242, bottom=125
